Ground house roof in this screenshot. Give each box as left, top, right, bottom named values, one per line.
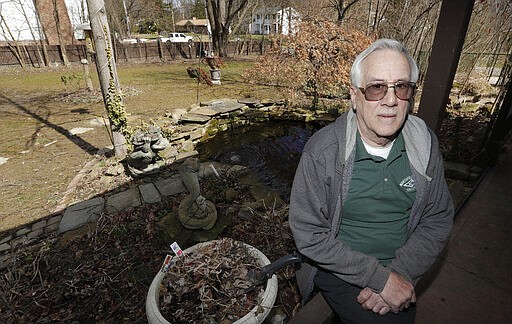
left=175, top=18, right=209, bottom=27
left=253, top=6, right=299, bottom=15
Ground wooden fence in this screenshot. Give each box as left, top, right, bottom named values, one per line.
left=0, top=40, right=269, bottom=68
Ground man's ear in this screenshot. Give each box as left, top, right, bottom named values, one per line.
left=349, top=86, right=357, bottom=99
left=349, top=86, right=357, bottom=112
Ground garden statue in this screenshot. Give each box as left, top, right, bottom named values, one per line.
left=126, top=126, right=170, bottom=176
left=178, top=158, right=218, bottom=230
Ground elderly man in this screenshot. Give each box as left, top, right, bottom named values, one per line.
left=289, top=38, right=454, bottom=323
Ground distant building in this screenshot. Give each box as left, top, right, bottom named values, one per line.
left=175, top=17, right=210, bottom=34
left=249, top=7, right=300, bottom=35
left=0, top=0, right=86, bottom=44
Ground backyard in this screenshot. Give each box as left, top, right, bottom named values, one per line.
left=0, top=56, right=283, bottom=232
left=0, top=54, right=500, bottom=322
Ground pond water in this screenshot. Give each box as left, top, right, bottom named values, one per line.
left=197, top=121, right=320, bottom=201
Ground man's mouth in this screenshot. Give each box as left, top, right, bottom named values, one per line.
left=378, top=114, right=396, bottom=118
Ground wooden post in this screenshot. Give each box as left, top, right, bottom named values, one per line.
left=417, top=0, right=475, bottom=133
left=86, top=0, right=127, bottom=158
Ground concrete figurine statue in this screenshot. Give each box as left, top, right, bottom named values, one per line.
left=177, top=158, right=218, bottom=230
left=126, top=126, right=169, bottom=176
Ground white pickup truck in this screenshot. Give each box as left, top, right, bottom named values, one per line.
left=160, top=33, right=194, bottom=43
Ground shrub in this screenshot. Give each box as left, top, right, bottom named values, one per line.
left=243, top=20, right=373, bottom=109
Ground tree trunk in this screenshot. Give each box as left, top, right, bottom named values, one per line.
left=53, top=0, right=70, bottom=66
left=33, top=1, right=51, bottom=66
left=205, top=0, right=250, bottom=57
left=86, top=0, right=128, bottom=159
left=19, top=0, right=45, bottom=67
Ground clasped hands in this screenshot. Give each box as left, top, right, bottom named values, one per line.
left=357, top=272, right=416, bottom=315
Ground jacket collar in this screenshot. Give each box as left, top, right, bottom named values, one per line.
left=342, top=110, right=432, bottom=179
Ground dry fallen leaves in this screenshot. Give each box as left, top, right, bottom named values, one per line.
left=159, top=238, right=262, bottom=323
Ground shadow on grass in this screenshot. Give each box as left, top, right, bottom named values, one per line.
left=0, top=93, right=99, bottom=155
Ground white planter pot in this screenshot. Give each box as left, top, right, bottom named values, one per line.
left=146, top=240, right=278, bottom=324
left=210, top=69, right=221, bottom=85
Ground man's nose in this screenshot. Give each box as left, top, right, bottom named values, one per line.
left=383, top=86, right=398, bottom=105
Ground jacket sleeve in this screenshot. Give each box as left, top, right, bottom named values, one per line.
left=289, top=150, right=392, bottom=292
left=389, top=135, right=454, bottom=284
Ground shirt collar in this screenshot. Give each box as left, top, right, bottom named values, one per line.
left=355, top=132, right=406, bottom=162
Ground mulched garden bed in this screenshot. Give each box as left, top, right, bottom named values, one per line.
left=0, top=169, right=300, bottom=323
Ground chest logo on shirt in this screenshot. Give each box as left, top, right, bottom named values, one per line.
left=399, top=176, right=415, bottom=192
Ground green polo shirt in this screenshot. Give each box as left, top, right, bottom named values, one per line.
left=338, top=132, right=416, bottom=266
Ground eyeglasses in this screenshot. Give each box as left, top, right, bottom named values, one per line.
left=358, top=82, right=416, bottom=101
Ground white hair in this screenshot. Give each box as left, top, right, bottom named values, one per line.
left=350, top=38, right=419, bottom=87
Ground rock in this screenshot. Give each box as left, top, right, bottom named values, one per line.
left=154, top=175, right=186, bottom=196
left=59, top=197, right=105, bottom=233
left=188, top=107, right=219, bottom=117
left=57, top=223, right=97, bottom=246
left=180, top=113, right=211, bottom=124
left=180, top=140, right=195, bottom=152
left=260, top=98, right=275, bottom=106
left=69, top=127, right=93, bottom=135
left=139, top=183, right=161, bottom=204
left=167, top=108, right=188, bottom=123
left=157, top=145, right=178, bottom=160
left=105, top=188, right=141, bottom=214
left=238, top=97, right=261, bottom=107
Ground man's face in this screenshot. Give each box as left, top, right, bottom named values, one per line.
left=350, top=49, right=412, bottom=147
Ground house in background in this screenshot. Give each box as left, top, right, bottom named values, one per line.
left=249, top=7, right=300, bottom=35
left=0, top=0, right=85, bottom=44
left=175, top=17, right=210, bottom=34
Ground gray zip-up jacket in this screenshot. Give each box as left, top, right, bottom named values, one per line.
left=289, top=109, right=454, bottom=302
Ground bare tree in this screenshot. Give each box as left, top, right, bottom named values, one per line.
left=9, top=0, right=46, bottom=67
left=205, top=0, right=253, bottom=57
left=0, top=3, right=26, bottom=68
left=330, top=0, right=360, bottom=23
left=289, top=0, right=334, bottom=21
left=51, top=0, right=70, bottom=65
left=32, top=1, right=50, bottom=67
left=104, top=0, right=171, bottom=38
left=458, top=0, right=512, bottom=90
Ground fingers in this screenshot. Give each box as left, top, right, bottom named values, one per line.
left=378, top=305, right=391, bottom=315
left=359, top=283, right=416, bottom=316
left=358, top=289, right=391, bottom=315
left=380, top=272, right=415, bottom=312
left=357, top=287, right=373, bottom=304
